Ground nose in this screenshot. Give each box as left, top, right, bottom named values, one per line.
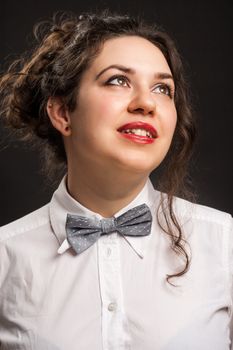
left=127, top=89, right=156, bottom=117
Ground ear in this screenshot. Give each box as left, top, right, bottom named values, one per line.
left=46, top=97, right=71, bottom=136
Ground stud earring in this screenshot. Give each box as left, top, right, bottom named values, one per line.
left=65, top=124, right=71, bottom=132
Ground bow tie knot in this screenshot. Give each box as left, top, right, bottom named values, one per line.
left=66, top=203, right=152, bottom=255
left=101, top=217, right=116, bottom=234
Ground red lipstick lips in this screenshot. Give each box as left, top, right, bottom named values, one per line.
left=117, top=122, right=158, bottom=144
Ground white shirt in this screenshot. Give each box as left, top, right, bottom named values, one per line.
left=0, top=177, right=232, bottom=350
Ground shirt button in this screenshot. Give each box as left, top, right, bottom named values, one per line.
left=108, top=302, right=117, bottom=312
left=106, top=247, right=112, bottom=257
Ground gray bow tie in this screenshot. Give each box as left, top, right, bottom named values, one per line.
left=66, top=203, right=152, bottom=254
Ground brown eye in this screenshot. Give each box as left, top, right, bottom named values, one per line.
left=153, top=84, right=172, bottom=97
left=106, top=75, right=129, bottom=87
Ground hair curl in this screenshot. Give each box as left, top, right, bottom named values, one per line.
left=0, top=10, right=197, bottom=285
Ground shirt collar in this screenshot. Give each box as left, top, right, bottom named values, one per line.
left=49, top=176, right=159, bottom=258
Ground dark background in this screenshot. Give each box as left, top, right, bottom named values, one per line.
left=0, top=0, right=232, bottom=226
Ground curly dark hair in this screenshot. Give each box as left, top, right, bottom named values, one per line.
left=0, top=10, right=196, bottom=285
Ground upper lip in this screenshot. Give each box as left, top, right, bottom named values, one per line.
left=117, top=121, right=158, bottom=138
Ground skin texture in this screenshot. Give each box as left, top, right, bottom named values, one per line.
left=47, top=36, right=177, bottom=217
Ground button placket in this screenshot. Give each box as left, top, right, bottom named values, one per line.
left=108, top=302, right=117, bottom=312
left=106, top=247, right=112, bottom=257
left=101, top=232, right=117, bottom=261
left=97, top=233, right=131, bottom=349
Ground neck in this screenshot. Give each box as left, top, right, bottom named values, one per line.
left=67, top=167, right=148, bottom=218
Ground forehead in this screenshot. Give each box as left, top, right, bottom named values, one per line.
left=91, top=35, right=172, bottom=74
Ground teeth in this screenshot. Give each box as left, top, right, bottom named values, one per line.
left=134, top=129, right=147, bottom=137
left=122, top=128, right=152, bottom=138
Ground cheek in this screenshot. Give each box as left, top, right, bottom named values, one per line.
left=169, top=110, right=177, bottom=135
left=160, top=103, right=177, bottom=137
left=80, top=93, right=123, bottom=129
left=95, top=92, right=125, bottom=119
left=70, top=97, right=120, bottom=141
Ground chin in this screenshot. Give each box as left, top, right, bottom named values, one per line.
left=115, top=155, right=160, bottom=175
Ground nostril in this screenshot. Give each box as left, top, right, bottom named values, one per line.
left=127, top=91, right=156, bottom=115
left=134, top=108, right=145, bottom=113
left=130, top=107, right=154, bottom=116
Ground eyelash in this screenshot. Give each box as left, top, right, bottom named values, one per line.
left=105, top=75, right=129, bottom=87
left=105, top=74, right=175, bottom=99
left=155, top=84, right=174, bottom=99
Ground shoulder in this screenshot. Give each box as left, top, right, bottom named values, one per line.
left=172, top=195, right=232, bottom=229
left=169, top=196, right=233, bottom=260
left=167, top=196, right=233, bottom=266
left=0, top=204, right=50, bottom=243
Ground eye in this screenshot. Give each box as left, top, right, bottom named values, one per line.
left=105, top=75, right=129, bottom=87
left=153, top=84, right=174, bottom=98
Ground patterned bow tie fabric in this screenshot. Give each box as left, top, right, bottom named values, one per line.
left=66, top=203, right=152, bottom=254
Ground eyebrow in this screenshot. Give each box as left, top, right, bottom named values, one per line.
left=95, top=64, right=174, bottom=82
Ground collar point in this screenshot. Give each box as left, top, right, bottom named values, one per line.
left=57, top=239, right=71, bottom=254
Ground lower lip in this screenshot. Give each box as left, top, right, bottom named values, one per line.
left=119, top=132, right=155, bottom=144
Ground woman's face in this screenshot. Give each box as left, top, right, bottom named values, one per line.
left=66, top=35, right=177, bottom=176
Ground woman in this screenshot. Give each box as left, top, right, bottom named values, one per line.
left=0, top=11, right=232, bottom=350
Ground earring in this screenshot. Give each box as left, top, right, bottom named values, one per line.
left=65, top=124, right=71, bottom=132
